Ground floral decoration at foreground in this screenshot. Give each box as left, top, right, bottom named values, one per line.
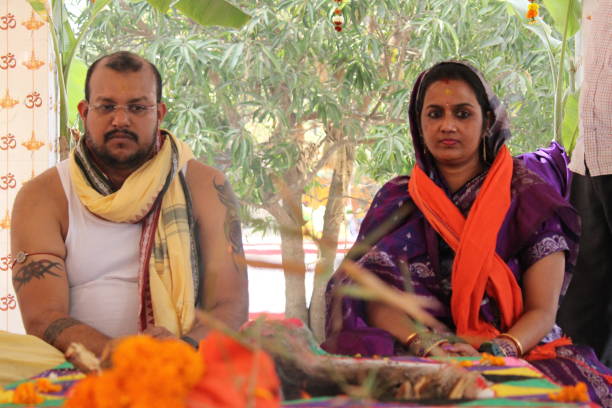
left=64, top=332, right=281, bottom=408
left=0, top=378, right=63, bottom=405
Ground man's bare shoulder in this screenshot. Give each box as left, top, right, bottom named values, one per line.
left=14, top=166, right=66, bottom=210
left=185, top=160, right=238, bottom=226
left=11, top=165, right=68, bottom=245
left=185, top=159, right=227, bottom=190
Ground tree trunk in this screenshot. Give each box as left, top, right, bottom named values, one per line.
left=279, top=190, right=308, bottom=324
left=309, top=144, right=355, bottom=341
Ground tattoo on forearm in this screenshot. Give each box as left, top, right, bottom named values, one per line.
left=12, top=259, right=62, bottom=292
left=214, top=179, right=244, bottom=254
left=43, top=317, right=82, bottom=346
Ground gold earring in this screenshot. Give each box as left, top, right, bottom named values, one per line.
left=481, top=140, right=487, bottom=164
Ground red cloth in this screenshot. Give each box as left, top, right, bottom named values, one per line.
left=408, top=145, right=523, bottom=345
left=187, top=331, right=281, bottom=408
left=525, top=337, right=573, bottom=361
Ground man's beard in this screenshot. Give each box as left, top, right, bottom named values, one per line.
left=84, top=127, right=158, bottom=170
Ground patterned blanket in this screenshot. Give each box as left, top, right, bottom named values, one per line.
left=284, top=357, right=597, bottom=407
left=0, top=357, right=597, bottom=407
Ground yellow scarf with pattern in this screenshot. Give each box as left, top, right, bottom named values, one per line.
left=69, top=131, right=196, bottom=336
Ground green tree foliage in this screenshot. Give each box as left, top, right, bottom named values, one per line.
left=503, top=0, right=581, bottom=151
left=73, top=0, right=569, bottom=331
left=29, top=0, right=249, bottom=153
left=78, top=0, right=565, bottom=177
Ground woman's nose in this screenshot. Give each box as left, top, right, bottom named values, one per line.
left=440, top=115, right=457, bottom=132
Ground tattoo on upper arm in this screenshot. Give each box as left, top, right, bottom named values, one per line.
left=213, top=179, right=244, bottom=254
left=12, top=259, right=63, bottom=292
left=43, top=317, right=81, bottom=346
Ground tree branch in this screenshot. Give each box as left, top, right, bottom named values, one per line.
left=257, top=137, right=378, bottom=210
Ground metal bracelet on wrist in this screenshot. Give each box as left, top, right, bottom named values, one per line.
left=491, top=336, right=519, bottom=357
left=408, top=332, right=449, bottom=357
left=180, top=335, right=199, bottom=350
left=478, top=340, right=506, bottom=356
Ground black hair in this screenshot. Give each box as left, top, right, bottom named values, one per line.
left=84, top=51, right=162, bottom=102
left=415, top=62, right=491, bottom=124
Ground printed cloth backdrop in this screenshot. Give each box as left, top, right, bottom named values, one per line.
left=0, top=0, right=57, bottom=333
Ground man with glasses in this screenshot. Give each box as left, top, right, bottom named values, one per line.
left=9, top=51, right=248, bottom=359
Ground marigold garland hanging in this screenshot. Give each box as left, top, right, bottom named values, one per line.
left=526, top=0, right=539, bottom=24
left=332, top=0, right=345, bottom=32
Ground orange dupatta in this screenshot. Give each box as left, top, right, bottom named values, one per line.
left=408, top=145, right=523, bottom=346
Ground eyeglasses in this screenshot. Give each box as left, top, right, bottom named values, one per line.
left=90, top=103, right=157, bottom=116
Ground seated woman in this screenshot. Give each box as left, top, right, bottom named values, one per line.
left=323, top=61, right=612, bottom=405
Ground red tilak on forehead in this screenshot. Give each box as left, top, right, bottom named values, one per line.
left=441, top=79, right=450, bottom=84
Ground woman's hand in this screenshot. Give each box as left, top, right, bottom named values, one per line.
left=427, top=342, right=480, bottom=357
left=444, top=342, right=480, bottom=356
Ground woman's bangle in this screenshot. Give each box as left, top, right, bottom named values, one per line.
left=423, top=339, right=449, bottom=357
left=407, top=332, right=448, bottom=357
left=404, top=332, right=419, bottom=346
left=497, top=333, right=524, bottom=356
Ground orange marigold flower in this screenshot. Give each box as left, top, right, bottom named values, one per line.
left=35, top=378, right=62, bottom=393
left=549, top=382, right=589, bottom=402
left=480, top=353, right=506, bottom=366
left=65, top=335, right=204, bottom=408
left=64, top=376, right=98, bottom=408
left=526, top=2, right=539, bottom=23
left=12, top=382, right=44, bottom=405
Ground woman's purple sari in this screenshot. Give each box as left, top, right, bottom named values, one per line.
left=323, top=62, right=611, bottom=406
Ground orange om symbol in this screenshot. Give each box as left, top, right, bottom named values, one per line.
left=25, top=92, right=43, bottom=108
left=0, top=133, right=16, bottom=150
left=0, top=13, right=16, bottom=30
left=0, top=173, right=16, bottom=190
left=0, top=53, right=15, bottom=70
left=0, top=255, right=11, bottom=272
left=0, top=294, right=17, bottom=311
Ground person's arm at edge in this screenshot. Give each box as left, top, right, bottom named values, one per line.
left=10, top=168, right=111, bottom=357
left=183, top=160, right=248, bottom=341
left=506, top=251, right=565, bottom=354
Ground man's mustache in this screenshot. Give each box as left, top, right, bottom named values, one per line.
left=104, top=129, right=138, bottom=142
